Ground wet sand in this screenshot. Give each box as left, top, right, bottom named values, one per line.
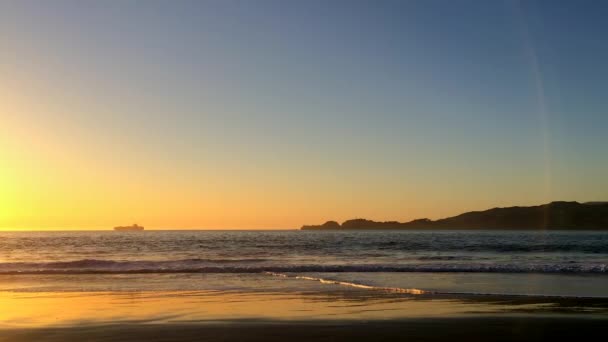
left=1, top=277, right=607, bottom=342
left=2, top=289, right=607, bottom=326
left=1, top=317, right=606, bottom=342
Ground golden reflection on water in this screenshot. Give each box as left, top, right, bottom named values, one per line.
left=0, top=290, right=501, bottom=328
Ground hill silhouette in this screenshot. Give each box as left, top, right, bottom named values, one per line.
left=301, top=201, right=608, bottom=230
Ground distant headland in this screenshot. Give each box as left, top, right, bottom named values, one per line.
left=301, top=201, right=608, bottom=230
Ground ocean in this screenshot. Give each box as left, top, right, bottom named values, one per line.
left=2, top=229, right=608, bottom=337
left=1, top=230, right=607, bottom=297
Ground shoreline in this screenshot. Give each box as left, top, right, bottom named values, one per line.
left=1, top=286, right=607, bottom=329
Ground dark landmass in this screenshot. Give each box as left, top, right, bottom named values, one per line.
left=301, top=201, right=608, bottom=230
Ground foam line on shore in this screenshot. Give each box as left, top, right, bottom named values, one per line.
left=264, top=272, right=428, bottom=295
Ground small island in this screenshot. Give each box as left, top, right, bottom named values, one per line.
left=114, top=224, right=144, bottom=231
left=301, top=201, right=608, bottom=230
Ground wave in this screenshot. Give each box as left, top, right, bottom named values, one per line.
left=371, top=243, right=608, bottom=253
left=416, top=256, right=477, bottom=261
left=265, top=272, right=427, bottom=294
left=264, top=273, right=608, bottom=299
left=0, top=259, right=606, bottom=274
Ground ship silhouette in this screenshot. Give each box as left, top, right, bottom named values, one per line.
left=113, top=224, right=144, bottom=231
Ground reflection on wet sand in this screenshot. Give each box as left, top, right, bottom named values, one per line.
left=1, top=289, right=608, bottom=329
left=0, top=290, right=465, bottom=327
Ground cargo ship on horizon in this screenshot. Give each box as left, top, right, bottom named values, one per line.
left=113, top=224, right=144, bottom=231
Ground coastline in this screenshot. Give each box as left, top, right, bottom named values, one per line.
left=2, top=272, right=608, bottom=341
left=2, top=230, right=607, bottom=341
left=1, top=279, right=608, bottom=334
left=301, top=201, right=608, bottom=230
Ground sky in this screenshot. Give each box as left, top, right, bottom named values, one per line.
left=1, top=0, right=607, bottom=229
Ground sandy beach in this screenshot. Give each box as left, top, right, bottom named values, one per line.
left=1, top=281, right=607, bottom=342
left=1, top=317, right=607, bottom=342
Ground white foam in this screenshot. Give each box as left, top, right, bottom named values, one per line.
left=264, top=272, right=427, bottom=294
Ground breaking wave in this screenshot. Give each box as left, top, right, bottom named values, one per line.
left=0, top=259, right=606, bottom=274
left=265, top=272, right=427, bottom=294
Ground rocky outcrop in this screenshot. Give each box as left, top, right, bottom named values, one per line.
left=301, top=202, right=608, bottom=230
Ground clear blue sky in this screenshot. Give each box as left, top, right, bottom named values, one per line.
left=1, top=0, right=607, bottom=228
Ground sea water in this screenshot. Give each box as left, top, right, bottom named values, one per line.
left=0, top=230, right=607, bottom=297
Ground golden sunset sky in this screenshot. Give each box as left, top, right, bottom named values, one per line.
left=2, top=1, right=607, bottom=229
